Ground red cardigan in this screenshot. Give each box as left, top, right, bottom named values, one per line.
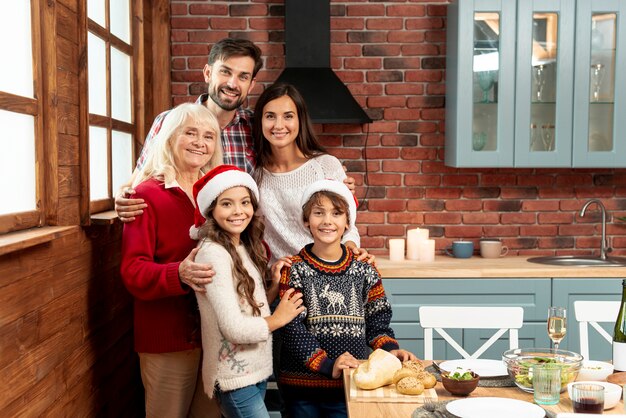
left=121, top=178, right=200, bottom=353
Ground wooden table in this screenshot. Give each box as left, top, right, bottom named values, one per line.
left=343, top=363, right=625, bottom=418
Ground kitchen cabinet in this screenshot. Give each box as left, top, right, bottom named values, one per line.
left=384, top=277, right=620, bottom=360
left=445, top=0, right=626, bottom=168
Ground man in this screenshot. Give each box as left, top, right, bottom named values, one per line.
left=116, top=38, right=263, bottom=221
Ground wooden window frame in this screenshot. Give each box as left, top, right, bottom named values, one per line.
left=0, top=0, right=45, bottom=234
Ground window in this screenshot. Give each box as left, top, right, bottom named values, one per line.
left=87, top=0, right=134, bottom=213
left=0, top=1, right=44, bottom=233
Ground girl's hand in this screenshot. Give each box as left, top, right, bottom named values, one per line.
left=332, top=351, right=359, bottom=379
left=389, top=349, right=417, bottom=362
left=266, top=288, right=304, bottom=331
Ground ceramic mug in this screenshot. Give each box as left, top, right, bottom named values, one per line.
left=480, top=240, right=508, bottom=258
left=445, top=241, right=474, bottom=258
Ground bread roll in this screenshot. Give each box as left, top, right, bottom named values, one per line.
left=416, top=371, right=437, bottom=389
left=392, top=367, right=418, bottom=385
left=353, top=349, right=402, bottom=390
left=402, top=359, right=424, bottom=373
left=396, top=376, right=424, bottom=395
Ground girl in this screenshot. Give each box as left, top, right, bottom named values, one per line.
left=190, top=165, right=305, bottom=418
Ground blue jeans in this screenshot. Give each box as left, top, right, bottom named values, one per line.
left=285, top=399, right=347, bottom=418
left=216, top=380, right=270, bottom=418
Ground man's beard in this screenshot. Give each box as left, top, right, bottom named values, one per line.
left=209, top=84, right=245, bottom=111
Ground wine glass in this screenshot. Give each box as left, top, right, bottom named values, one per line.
left=590, top=63, right=605, bottom=102
left=477, top=71, right=496, bottom=103
left=547, top=306, right=567, bottom=351
left=541, top=124, right=555, bottom=152
left=533, top=65, right=546, bottom=102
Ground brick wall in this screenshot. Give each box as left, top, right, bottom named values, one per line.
left=169, top=0, right=626, bottom=256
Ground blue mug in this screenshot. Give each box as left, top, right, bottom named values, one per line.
left=445, top=241, right=474, bottom=258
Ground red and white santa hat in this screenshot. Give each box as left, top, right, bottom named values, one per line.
left=300, top=179, right=358, bottom=229
left=190, top=165, right=259, bottom=239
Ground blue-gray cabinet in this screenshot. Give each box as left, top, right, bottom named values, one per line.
left=383, top=277, right=621, bottom=361
left=445, top=0, right=626, bottom=168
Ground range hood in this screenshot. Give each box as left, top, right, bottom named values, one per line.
left=275, top=0, right=372, bottom=124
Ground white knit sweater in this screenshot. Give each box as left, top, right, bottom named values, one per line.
left=195, top=240, right=273, bottom=395
left=259, top=154, right=361, bottom=264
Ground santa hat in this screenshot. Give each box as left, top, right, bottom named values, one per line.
left=190, top=165, right=259, bottom=239
left=300, top=179, right=358, bottom=229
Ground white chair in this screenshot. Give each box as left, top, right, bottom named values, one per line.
left=574, top=300, right=620, bottom=360
left=418, top=306, right=524, bottom=360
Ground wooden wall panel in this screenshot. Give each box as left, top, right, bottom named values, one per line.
left=57, top=70, right=79, bottom=105
left=59, top=165, right=81, bottom=197
left=0, top=226, right=142, bottom=417
left=58, top=134, right=80, bottom=165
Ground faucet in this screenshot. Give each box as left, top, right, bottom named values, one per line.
left=579, top=199, right=610, bottom=260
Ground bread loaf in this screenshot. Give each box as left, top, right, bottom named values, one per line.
left=353, top=349, right=402, bottom=390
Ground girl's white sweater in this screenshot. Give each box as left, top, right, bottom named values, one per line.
left=195, top=240, right=272, bottom=395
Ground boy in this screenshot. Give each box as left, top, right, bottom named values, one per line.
left=277, top=179, right=415, bottom=418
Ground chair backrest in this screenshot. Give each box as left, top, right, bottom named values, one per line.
left=418, top=306, right=524, bottom=360
left=574, top=300, right=620, bottom=360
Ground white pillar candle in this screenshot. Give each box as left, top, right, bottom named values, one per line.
left=418, top=239, right=436, bottom=262
left=389, top=238, right=405, bottom=262
left=407, top=228, right=430, bottom=260
left=406, top=229, right=421, bottom=260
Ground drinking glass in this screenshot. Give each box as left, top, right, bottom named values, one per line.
left=590, top=63, right=605, bottom=102
left=571, top=383, right=604, bottom=414
left=547, top=306, right=566, bottom=350
left=477, top=71, right=496, bottom=103
left=533, top=365, right=561, bottom=405
left=533, top=65, right=546, bottom=102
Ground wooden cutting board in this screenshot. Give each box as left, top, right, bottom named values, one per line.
left=347, top=370, right=438, bottom=403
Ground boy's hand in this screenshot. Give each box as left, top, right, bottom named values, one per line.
left=332, top=351, right=360, bottom=379
left=389, top=349, right=417, bottom=362
left=178, top=248, right=215, bottom=293
left=115, top=187, right=147, bottom=222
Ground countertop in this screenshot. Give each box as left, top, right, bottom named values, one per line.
left=376, top=256, right=626, bottom=278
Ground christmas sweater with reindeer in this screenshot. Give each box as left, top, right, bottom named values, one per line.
left=195, top=240, right=273, bottom=396
left=278, top=243, right=399, bottom=400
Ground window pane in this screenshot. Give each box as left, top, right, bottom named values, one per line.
left=111, top=47, right=132, bottom=123
left=110, top=0, right=131, bottom=44
left=112, top=130, right=132, bottom=194
left=88, top=33, right=107, bottom=116
left=87, top=0, right=106, bottom=27
left=0, top=110, right=36, bottom=215
left=89, top=126, right=109, bottom=200
left=0, top=2, right=33, bottom=97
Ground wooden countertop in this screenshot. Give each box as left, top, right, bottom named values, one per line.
left=376, top=256, right=626, bottom=278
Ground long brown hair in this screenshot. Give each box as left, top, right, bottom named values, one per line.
left=252, top=83, right=326, bottom=183
left=197, top=188, right=268, bottom=316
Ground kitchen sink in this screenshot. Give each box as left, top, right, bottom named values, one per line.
left=527, top=255, right=626, bottom=267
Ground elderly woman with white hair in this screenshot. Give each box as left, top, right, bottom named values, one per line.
left=120, top=102, right=223, bottom=418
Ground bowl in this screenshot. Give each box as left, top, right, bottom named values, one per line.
left=502, top=348, right=583, bottom=393
left=441, top=372, right=480, bottom=396
left=577, top=360, right=614, bottom=381
left=567, top=381, right=622, bottom=410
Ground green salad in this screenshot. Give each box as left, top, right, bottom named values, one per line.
left=512, top=356, right=576, bottom=389
left=447, top=367, right=475, bottom=381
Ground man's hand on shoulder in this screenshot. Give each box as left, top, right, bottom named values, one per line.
left=115, top=187, right=147, bottom=223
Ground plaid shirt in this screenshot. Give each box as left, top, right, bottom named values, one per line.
left=136, top=94, right=256, bottom=173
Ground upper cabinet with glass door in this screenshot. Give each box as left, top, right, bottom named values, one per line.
left=572, top=1, right=626, bottom=167
left=446, top=0, right=626, bottom=168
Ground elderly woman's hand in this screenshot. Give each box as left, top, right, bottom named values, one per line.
left=178, top=248, right=215, bottom=293
left=115, top=187, right=148, bottom=222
